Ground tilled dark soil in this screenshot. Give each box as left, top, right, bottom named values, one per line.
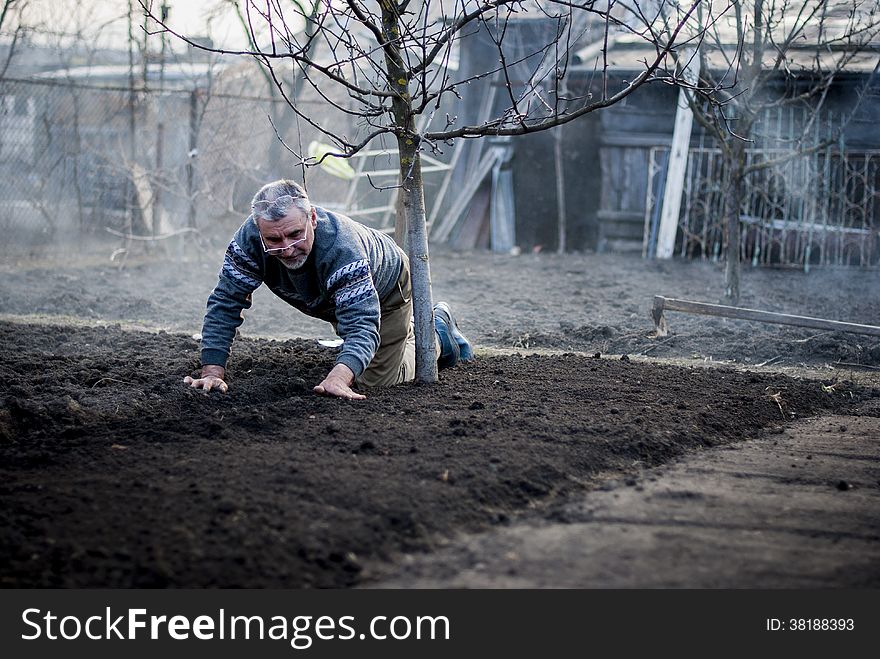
left=3, top=248, right=878, bottom=368
left=0, top=321, right=869, bottom=588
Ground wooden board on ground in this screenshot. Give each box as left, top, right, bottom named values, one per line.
left=652, top=295, right=880, bottom=338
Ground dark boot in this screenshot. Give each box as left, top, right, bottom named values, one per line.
left=434, top=301, right=473, bottom=369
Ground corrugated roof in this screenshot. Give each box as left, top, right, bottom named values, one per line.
left=571, top=0, right=880, bottom=73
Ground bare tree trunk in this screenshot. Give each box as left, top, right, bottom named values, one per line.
left=152, top=4, right=168, bottom=243
left=394, top=174, right=407, bottom=251
left=398, top=139, right=438, bottom=383
left=186, top=89, right=198, bottom=232
left=382, top=5, right=438, bottom=383
left=724, top=140, right=745, bottom=303
left=70, top=90, right=86, bottom=232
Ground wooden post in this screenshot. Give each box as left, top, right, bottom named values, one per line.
left=151, top=3, right=169, bottom=243
left=489, top=137, right=515, bottom=253
left=186, top=89, right=198, bottom=232
left=655, top=48, right=700, bottom=259
left=554, top=127, right=567, bottom=254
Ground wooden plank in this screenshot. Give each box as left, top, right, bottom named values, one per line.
left=431, top=148, right=499, bottom=243
left=129, top=162, right=172, bottom=236
left=451, top=185, right=490, bottom=250
left=602, top=238, right=644, bottom=253
left=599, top=220, right=645, bottom=240
left=600, top=132, right=678, bottom=148
left=427, top=136, right=466, bottom=230
left=599, top=147, right=613, bottom=210
left=652, top=295, right=880, bottom=338
left=656, top=48, right=700, bottom=259
left=597, top=210, right=645, bottom=221
left=554, top=128, right=566, bottom=254
left=490, top=151, right=515, bottom=252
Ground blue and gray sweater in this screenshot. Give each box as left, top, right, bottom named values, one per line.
left=200, top=207, right=404, bottom=378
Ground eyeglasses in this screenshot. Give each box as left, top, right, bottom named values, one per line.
left=259, top=232, right=308, bottom=256
left=251, top=194, right=305, bottom=218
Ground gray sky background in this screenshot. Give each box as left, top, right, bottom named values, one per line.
left=14, top=0, right=266, bottom=51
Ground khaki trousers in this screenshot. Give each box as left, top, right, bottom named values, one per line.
left=357, top=257, right=418, bottom=388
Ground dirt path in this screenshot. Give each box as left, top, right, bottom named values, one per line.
left=369, top=410, right=880, bottom=588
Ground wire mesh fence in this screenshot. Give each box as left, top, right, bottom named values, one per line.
left=644, top=108, right=880, bottom=269
left=4, top=73, right=878, bottom=269
left=0, top=73, right=459, bottom=263
left=0, top=75, right=336, bottom=261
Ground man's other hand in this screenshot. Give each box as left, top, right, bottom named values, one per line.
left=184, top=364, right=229, bottom=393
left=314, top=364, right=365, bottom=400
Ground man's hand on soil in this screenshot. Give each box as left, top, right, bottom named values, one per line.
left=184, top=365, right=229, bottom=394
left=314, top=364, right=365, bottom=400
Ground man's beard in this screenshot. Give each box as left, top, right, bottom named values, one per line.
left=279, top=253, right=308, bottom=270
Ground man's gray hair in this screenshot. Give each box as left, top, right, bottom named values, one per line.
left=250, top=179, right=311, bottom=223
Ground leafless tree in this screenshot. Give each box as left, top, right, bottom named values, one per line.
left=687, top=0, right=880, bottom=303
left=144, top=0, right=718, bottom=383
left=10, top=1, right=121, bottom=233
left=219, top=0, right=322, bottom=177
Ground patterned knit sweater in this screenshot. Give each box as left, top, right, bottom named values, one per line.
left=200, top=207, right=404, bottom=378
